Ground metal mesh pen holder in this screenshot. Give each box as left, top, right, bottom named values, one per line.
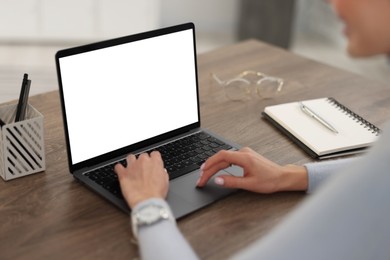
left=0, top=103, right=45, bottom=181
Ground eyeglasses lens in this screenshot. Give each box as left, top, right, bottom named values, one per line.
left=224, top=79, right=250, bottom=101
left=257, top=78, right=283, bottom=99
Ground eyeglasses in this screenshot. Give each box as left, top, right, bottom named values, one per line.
left=211, top=70, right=284, bottom=101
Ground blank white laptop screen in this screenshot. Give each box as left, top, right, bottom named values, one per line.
left=59, top=29, right=199, bottom=164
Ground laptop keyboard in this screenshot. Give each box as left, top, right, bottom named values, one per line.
left=84, top=132, right=233, bottom=199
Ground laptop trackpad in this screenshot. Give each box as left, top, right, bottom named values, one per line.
left=223, top=164, right=244, bottom=177
left=170, top=168, right=242, bottom=206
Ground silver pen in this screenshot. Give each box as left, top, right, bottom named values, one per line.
left=299, top=102, right=339, bottom=134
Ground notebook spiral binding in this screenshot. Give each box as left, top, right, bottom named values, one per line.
left=327, top=97, right=381, bottom=136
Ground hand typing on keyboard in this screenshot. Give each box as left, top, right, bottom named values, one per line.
left=114, top=151, right=169, bottom=209
left=86, top=132, right=233, bottom=202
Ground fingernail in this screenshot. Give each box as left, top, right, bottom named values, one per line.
left=196, top=178, right=201, bottom=186
left=200, top=163, right=205, bottom=170
left=199, top=170, right=204, bottom=177
left=214, top=177, right=224, bottom=186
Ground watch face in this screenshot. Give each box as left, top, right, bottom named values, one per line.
left=137, top=205, right=162, bottom=224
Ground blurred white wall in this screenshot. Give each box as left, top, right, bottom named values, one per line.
left=0, top=0, right=161, bottom=42
left=0, top=0, right=239, bottom=43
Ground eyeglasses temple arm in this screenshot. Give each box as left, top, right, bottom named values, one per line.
left=211, top=73, right=224, bottom=86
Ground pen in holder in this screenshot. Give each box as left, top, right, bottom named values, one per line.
left=0, top=103, right=46, bottom=181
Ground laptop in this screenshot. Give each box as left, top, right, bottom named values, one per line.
left=55, top=22, right=243, bottom=219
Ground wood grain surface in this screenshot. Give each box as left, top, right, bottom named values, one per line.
left=1, top=40, right=389, bottom=260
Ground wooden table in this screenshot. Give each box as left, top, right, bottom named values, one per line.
left=1, top=40, right=389, bottom=260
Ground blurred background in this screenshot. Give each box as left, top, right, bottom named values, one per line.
left=1, top=0, right=389, bottom=103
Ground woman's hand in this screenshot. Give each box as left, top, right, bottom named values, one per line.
left=115, top=151, right=169, bottom=208
left=196, top=147, right=308, bottom=193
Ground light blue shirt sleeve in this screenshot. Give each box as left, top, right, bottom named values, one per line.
left=304, top=157, right=356, bottom=193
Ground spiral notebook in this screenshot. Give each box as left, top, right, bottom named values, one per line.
left=262, top=97, right=380, bottom=159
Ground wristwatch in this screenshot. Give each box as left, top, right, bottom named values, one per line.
left=131, top=201, right=175, bottom=239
